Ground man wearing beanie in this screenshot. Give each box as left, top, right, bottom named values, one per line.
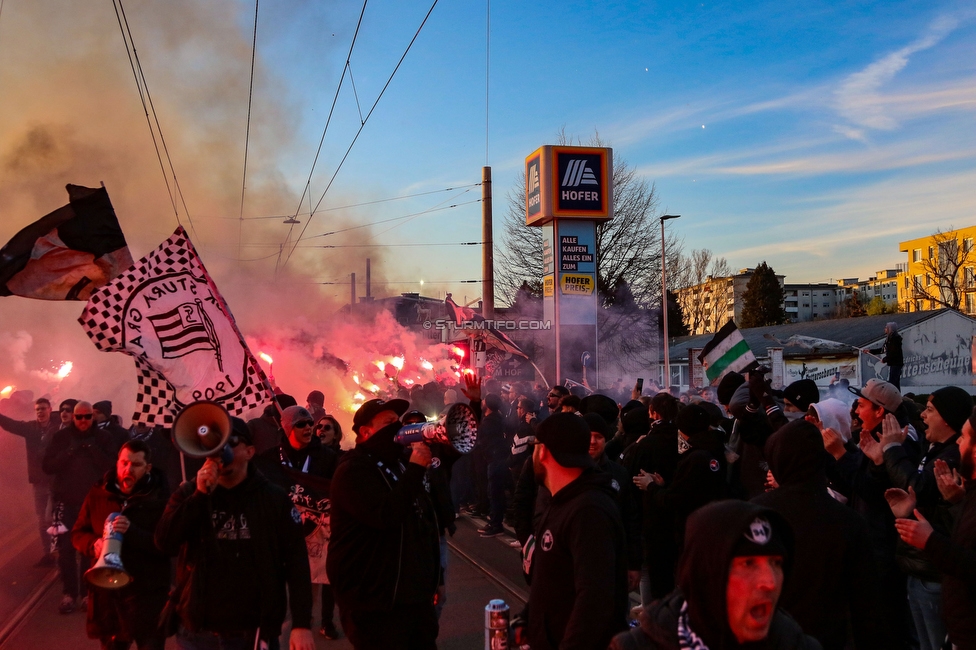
left=896, top=406, right=976, bottom=649
left=611, top=500, right=819, bottom=650
left=524, top=412, right=628, bottom=650
left=881, top=386, right=970, bottom=650
left=155, top=416, right=314, bottom=649
left=754, top=420, right=888, bottom=649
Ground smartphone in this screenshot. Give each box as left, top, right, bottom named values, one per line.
left=635, top=378, right=644, bottom=393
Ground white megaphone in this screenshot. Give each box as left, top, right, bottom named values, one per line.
left=85, top=512, right=131, bottom=589
left=394, top=403, right=479, bottom=454
left=172, top=401, right=233, bottom=463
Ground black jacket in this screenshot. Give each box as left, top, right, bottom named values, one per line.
left=623, top=420, right=680, bottom=484
left=753, top=420, right=889, bottom=650
left=647, top=429, right=726, bottom=550
left=925, top=483, right=976, bottom=647
left=326, top=423, right=440, bottom=611
left=728, top=383, right=781, bottom=498
left=597, top=454, right=643, bottom=571
left=154, top=465, right=312, bottom=639
left=0, top=413, right=59, bottom=484
left=528, top=468, right=628, bottom=650
left=610, top=593, right=821, bottom=650
left=43, top=424, right=125, bottom=508
left=870, top=331, right=903, bottom=367
left=72, top=467, right=170, bottom=641
left=474, top=411, right=509, bottom=463
left=885, top=434, right=960, bottom=510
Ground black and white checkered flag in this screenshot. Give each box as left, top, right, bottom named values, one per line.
left=79, top=227, right=273, bottom=425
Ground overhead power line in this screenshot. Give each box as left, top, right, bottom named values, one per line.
left=191, top=184, right=479, bottom=221
left=111, top=0, right=197, bottom=241
left=282, top=0, right=441, bottom=269
left=238, top=0, right=261, bottom=264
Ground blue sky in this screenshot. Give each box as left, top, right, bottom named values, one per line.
left=257, top=0, right=976, bottom=297
left=2, top=0, right=975, bottom=303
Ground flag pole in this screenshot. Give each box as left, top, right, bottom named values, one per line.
left=179, top=227, right=281, bottom=416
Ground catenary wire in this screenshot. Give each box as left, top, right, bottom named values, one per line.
left=283, top=0, right=440, bottom=268
left=238, top=0, right=261, bottom=264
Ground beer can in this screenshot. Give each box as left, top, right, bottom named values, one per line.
left=485, top=599, right=509, bottom=650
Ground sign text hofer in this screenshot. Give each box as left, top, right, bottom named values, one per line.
left=524, top=145, right=613, bottom=226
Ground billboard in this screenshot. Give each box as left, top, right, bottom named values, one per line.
left=525, top=146, right=613, bottom=226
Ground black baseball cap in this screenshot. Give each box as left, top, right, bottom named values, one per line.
left=353, top=398, right=409, bottom=432
left=535, top=412, right=595, bottom=469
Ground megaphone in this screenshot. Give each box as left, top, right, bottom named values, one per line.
left=172, top=401, right=233, bottom=463
left=395, top=402, right=478, bottom=454
left=85, top=512, right=132, bottom=589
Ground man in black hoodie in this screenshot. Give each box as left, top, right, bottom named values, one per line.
left=610, top=500, right=820, bottom=650
left=327, top=398, right=440, bottom=649
left=527, top=412, right=628, bottom=650
left=754, top=419, right=888, bottom=649
left=154, top=416, right=313, bottom=650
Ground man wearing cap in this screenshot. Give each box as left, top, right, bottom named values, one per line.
left=525, top=412, right=627, bottom=650
left=611, top=500, right=819, bottom=650
left=539, top=385, right=569, bottom=422
left=327, top=399, right=441, bottom=649
left=155, top=416, right=314, bottom=650
left=0, top=396, right=60, bottom=566
left=825, top=378, right=915, bottom=647
left=43, top=401, right=126, bottom=614
left=92, top=400, right=131, bottom=450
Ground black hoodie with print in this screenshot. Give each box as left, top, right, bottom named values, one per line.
left=528, top=467, right=628, bottom=650
left=611, top=500, right=821, bottom=650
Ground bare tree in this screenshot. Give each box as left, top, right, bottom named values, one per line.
left=673, top=249, right=733, bottom=335
left=907, top=228, right=976, bottom=311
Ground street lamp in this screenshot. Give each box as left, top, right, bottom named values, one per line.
left=660, top=214, right=681, bottom=389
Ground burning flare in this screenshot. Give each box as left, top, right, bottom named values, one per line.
left=420, top=359, right=433, bottom=371
left=0, top=386, right=13, bottom=398
left=258, top=352, right=274, bottom=365
left=452, top=347, right=465, bottom=359
left=375, top=360, right=386, bottom=372
left=391, top=356, right=404, bottom=371
left=57, top=361, right=73, bottom=379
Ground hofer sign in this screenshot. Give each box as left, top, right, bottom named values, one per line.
left=525, top=146, right=613, bottom=226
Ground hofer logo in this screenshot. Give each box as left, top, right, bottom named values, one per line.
left=560, top=159, right=599, bottom=187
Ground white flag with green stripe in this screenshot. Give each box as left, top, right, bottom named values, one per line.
left=698, top=320, right=757, bottom=384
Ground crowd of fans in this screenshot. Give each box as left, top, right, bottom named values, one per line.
left=2, top=363, right=976, bottom=649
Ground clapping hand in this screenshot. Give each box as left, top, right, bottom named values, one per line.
left=859, top=429, right=884, bottom=466
left=821, top=427, right=847, bottom=460
left=934, top=459, right=965, bottom=503
left=879, top=413, right=908, bottom=448
left=894, top=509, right=934, bottom=550
left=884, top=486, right=917, bottom=518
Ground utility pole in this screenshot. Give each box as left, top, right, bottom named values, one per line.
left=482, top=166, right=494, bottom=319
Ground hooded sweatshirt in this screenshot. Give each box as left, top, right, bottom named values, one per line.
left=528, top=467, right=628, bottom=650
left=611, top=500, right=821, bottom=650
left=327, top=422, right=440, bottom=611
left=753, top=420, right=889, bottom=650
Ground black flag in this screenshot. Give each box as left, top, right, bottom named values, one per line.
left=0, top=184, right=133, bottom=300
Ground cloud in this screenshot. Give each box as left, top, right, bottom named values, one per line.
left=834, top=14, right=962, bottom=132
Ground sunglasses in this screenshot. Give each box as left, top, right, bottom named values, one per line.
left=227, top=436, right=248, bottom=448
left=318, top=424, right=334, bottom=431
left=293, top=420, right=314, bottom=429
left=548, top=394, right=560, bottom=399
left=74, top=414, right=93, bottom=420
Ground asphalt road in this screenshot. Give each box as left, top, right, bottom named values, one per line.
left=0, top=513, right=528, bottom=649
